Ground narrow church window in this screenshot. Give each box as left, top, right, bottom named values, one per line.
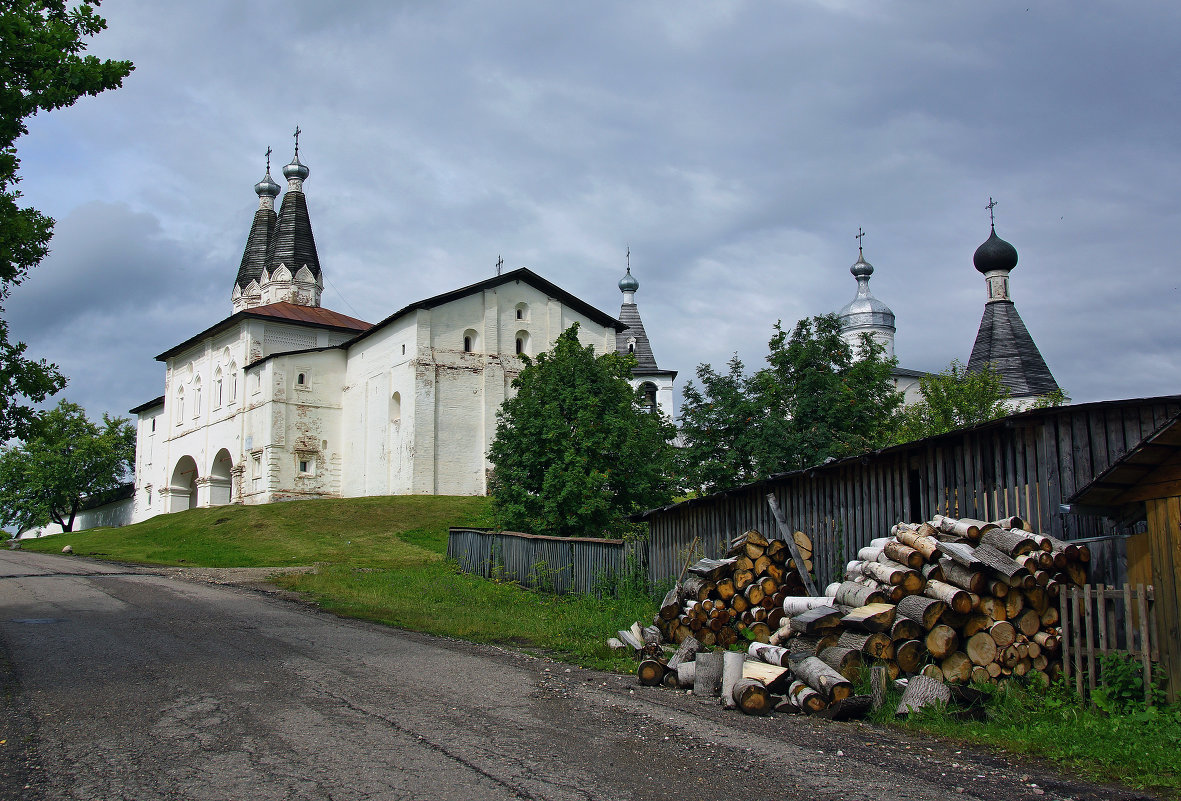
left=628, top=343, right=635, bottom=353
left=390, top=392, right=401, bottom=422
left=214, top=377, right=223, bottom=408
left=151, top=418, right=155, bottom=433
left=463, top=336, right=473, bottom=353
left=516, top=308, right=523, bottom=320
left=402, top=344, right=406, bottom=355
left=516, top=338, right=523, bottom=354
left=463, top=328, right=480, bottom=353
left=297, top=372, right=306, bottom=386
left=193, top=382, right=202, bottom=417
left=175, top=388, right=184, bottom=424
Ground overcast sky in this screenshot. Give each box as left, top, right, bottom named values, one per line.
left=7, top=0, right=1181, bottom=423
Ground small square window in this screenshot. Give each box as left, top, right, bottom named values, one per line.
left=297, top=456, right=316, bottom=476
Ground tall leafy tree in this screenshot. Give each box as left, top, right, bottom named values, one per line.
left=488, top=324, right=677, bottom=539
left=759, top=313, right=903, bottom=471
left=0, top=399, right=135, bottom=533
left=676, top=355, right=770, bottom=494
left=0, top=1, right=133, bottom=439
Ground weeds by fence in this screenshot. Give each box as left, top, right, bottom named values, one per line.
left=1061, top=583, right=1160, bottom=703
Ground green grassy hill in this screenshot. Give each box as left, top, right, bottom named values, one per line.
left=20, top=495, right=493, bottom=566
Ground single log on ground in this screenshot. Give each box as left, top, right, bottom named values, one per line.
left=693, top=651, right=723, bottom=697
left=787, top=680, right=827, bottom=714
left=941, top=651, right=973, bottom=684
left=792, top=656, right=853, bottom=702
left=720, top=651, right=745, bottom=709
left=731, top=677, right=771, bottom=714
left=676, top=660, right=696, bottom=687
left=890, top=617, right=923, bottom=642
left=741, top=660, right=793, bottom=693
left=897, top=595, right=947, bottom=629
left=840, top=603, right=897, bottom=633
left=637, top=659, right=666, bottom=686
left=791, top=606, right=843, bottom=635
left=837, top=630, right=894, bottom=660
left=894, top=638, right=926, bottom=674
left=896, top=674, right=952, bottom=716
left=966, top=631, right=998, bottom=666
left=814, top=694, right=873, bottom=721
left=819, top=645, right=863, bottom=681
left=871, top=664, right=888, bottom=711
left=925, top=624, right=959, bottom=659
left=924, top=580, right=973, bottom=614
left=938, top=558, right=988, bottom=594
left=666, top=636, right=701, bottom=671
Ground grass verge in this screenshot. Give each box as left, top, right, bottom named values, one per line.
left=868, top=678, right=1181, bottom=797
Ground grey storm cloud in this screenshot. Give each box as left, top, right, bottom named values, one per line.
left=7, top=0, right=1181, bottom=422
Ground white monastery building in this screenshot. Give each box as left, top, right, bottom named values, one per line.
left=128, top=141, right=676, bottom=522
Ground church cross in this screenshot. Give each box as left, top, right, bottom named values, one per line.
left=293, top=125, right=301, bottom=157
left=626, top=244, right=630, bottom=271
left=265, top=146, right=272, bottom=172
left=855, top=227, right=866, bottom=255
left=986, top=197, right=998, bottom=227
left=496, top=255, right=503, bottom=276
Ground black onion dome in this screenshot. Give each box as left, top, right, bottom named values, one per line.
left=973, top=227, right=1019, bottom=274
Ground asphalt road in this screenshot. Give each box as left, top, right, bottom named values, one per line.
left=0, top=549, right=1152, bottom=801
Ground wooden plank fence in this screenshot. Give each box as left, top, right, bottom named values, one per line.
left=638, top=396, right=1181, bottom=587
left=1060, top=584, right=1159, bottom=702
left=447, top=528, right=641, bottom=595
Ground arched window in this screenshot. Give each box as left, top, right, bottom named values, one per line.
left=297, top=372, right=306, bottom=386
left=193, top=378, right=202, bottom=417
left=514, top=303, right=529, bottom=321
left=462, top=328, right=480, bottom=353
left=175, top=387, right=184, bottom=424
left=213, top=367, right=223, bottom=408
left=626, top=336, right=637, bottom=354
left=228, top=362, right=238, bottom=401
left=390, top=391, right=401, bottom=422
left=515, top=330, right=531, bottom=356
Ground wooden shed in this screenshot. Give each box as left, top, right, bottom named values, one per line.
left=1066, top=412, right=1181, bottom=701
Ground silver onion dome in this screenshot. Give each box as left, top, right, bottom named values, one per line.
left=838, top=251, right=895, bottom=332
left=283, top=152, right=310, bottom=182
left=619, top=266, right=639, bottom=293
left=254, top=169, right=281, bottom=197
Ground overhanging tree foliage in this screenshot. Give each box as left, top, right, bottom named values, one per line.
left=488, top=324, right=677, bottom=539
left=0, top=399, right=135, bottom=533
left=0, top=1, right=133, bottom=439
left=677, top=314, right=903, bottom=492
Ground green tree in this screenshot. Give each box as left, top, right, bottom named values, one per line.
left=676, top=355, right=770, bottom=494
left=892, top=359, right=1011, bottom=443
left=759, top=313, right=903, bottom=471
left=0, top=399, right=135, bottom=533
left=0, top=1, right=133, bottom=439
left=488, top=324, right=677, bottom=539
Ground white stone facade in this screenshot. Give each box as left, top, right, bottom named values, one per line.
left=129, top=271, right=627, bottom=523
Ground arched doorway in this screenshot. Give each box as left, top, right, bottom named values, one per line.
left=208, top=449, right=233, bottom=506
left=169, top=456, right=198, bottom=512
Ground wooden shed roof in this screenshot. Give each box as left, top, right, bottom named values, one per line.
left=1068, top=411, right=1181, bottom=508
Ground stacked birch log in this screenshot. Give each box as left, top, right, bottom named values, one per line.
left=619, top=514, right=1089, bottom=717
left=649, top=527, right=814, bottom=649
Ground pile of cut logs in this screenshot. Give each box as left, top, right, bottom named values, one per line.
left=615, top=514, right=1089, bottom=716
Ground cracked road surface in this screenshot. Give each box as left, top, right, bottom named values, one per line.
left=0, top=550, right=1150, bottom=801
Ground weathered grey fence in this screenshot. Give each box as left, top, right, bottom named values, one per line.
left=1061, top=584, right=1159, bottom=702
left=447, top=528, right=641, bottom=595
left=638, top=395, right=1181, bottom=587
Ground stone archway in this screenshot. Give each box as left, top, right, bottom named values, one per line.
left=167, top=456, right=199, bottom=512
left=207, top=449, right=234, bottom=506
